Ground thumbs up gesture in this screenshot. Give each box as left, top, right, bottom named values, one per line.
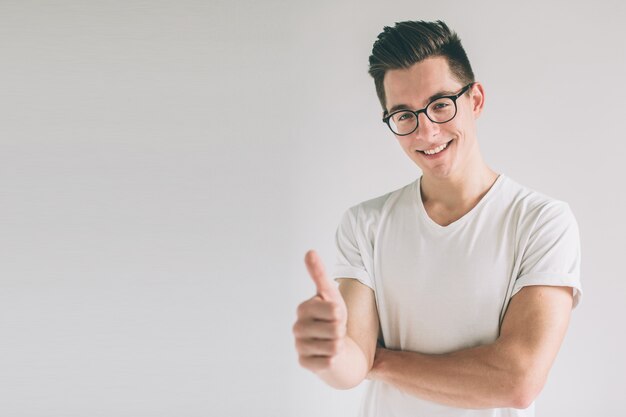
left=293, top=250, right=348, bottom=372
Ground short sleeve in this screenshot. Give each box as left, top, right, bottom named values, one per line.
left=330, top=207, right=375, bottom=291
left=513, top=202, right=583, bottom=309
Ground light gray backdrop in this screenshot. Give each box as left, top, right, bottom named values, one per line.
left=0, top=1, right=623, bottom=416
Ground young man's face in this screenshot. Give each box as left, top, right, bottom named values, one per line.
left=382, top=56, right=484, bottom=180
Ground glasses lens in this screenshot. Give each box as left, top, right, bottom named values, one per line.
left=426, top=98, right=456, bottom=123
left=389, top=111, right=417, bottom=135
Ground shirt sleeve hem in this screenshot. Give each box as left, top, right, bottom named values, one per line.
left=331, top=265, right=375, bottom=291
left=513, top=272, right=583, bottom=309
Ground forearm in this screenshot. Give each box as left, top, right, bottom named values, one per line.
left=316, top=336, right=371, bottom=390
left=369, top=339, right=531, bottom=409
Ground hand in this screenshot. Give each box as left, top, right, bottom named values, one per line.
left=293, top=249, right=348, bottom=373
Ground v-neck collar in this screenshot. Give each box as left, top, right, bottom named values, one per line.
left=414, top=174, right=505, bottom=232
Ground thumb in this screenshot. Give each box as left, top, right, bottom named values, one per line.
left=304, top=249, right=340, bottom=301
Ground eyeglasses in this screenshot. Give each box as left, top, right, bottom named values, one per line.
left=382, top=83, right=475, bottom=136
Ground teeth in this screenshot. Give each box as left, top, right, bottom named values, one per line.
left=423, top=142, right=449, bottom=155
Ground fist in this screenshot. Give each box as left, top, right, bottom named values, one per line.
left=293, top=250, right=348, bottom=372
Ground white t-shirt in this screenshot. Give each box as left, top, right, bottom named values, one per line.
left=331, top=174, right=582, bottom=417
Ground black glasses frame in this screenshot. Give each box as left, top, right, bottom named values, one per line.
left=382, top=82, right=475, bottom=136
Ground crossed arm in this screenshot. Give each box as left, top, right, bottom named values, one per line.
left=334, top=279, right=574, bottom=409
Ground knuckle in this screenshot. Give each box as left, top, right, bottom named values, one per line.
left=293, top=321, right=310, bottom=339
left=296, top=302, right=307, bottom=318
left=292, top=322, right=300, bottom=337
left=294, top=338, right=304, bottom=353
left=297, top=355, right=308, bottom=368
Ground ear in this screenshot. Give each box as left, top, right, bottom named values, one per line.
left=470, top=82, right=486, bottom=119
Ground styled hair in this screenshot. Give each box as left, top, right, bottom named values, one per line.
left=368, top=20, right=475, bottom=112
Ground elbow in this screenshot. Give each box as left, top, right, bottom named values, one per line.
left=318, top=370, right=366, bottom=391
left=510, top=390, right=535, bottom=410
left=333, top=380, right=364, bottom=390
left=323, top=366, right=368, bottom=390
left=509, top=372, right=546, bottom=409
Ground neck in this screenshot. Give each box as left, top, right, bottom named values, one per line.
left=420, top=154, right=499, bottom=212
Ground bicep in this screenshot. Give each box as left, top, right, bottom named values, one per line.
left=337, top=278, right=380, bottom=369
left=498, top=285, right=574, bottom=397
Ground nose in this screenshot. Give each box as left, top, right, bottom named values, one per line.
left=412, top=112, right=439, bottom=143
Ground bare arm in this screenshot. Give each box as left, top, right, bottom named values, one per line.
left=294, top=250, right=379, bottom=389
left=367, top=285, right=574, bottom=409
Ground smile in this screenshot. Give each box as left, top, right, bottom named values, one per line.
left=417, top=139, right=454, bottom=155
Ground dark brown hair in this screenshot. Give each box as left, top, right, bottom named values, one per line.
left=368, top=20, right=475, bottom=112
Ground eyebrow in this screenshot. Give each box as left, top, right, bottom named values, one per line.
left=387, top=89, right=457, bottom=114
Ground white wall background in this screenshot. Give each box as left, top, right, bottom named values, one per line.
left=0, top=1, right=624, bottom=416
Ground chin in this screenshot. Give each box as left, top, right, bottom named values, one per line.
left=424, top=165, right=456, bottom=179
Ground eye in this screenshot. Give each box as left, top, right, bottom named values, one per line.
left=429, top=97, right=454, bottom=114
left=396, top=112, right=415, bottom=122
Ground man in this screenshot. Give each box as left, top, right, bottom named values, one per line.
left=292, top=20, right=582, bottom=416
